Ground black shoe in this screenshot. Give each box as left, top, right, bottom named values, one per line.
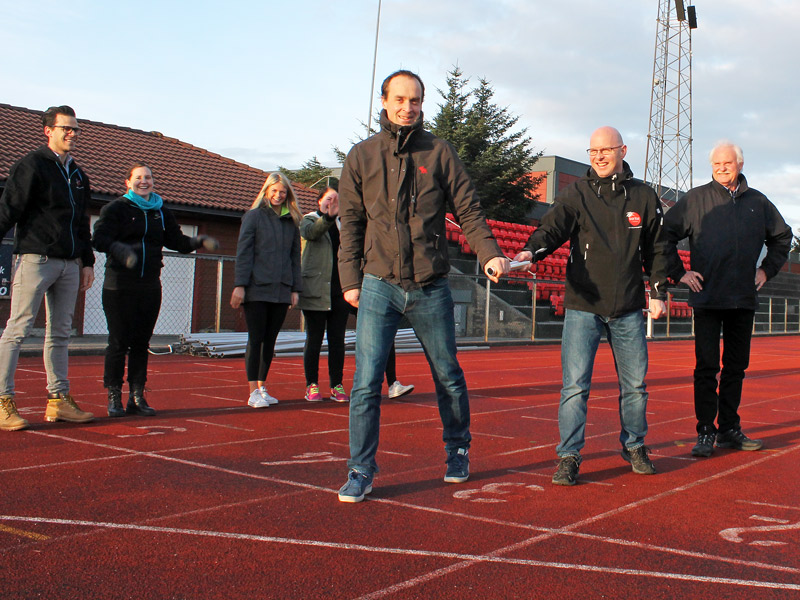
left=126, top=386, right=156, bottom=417
left=716, top=428, right=762, bottom=451
left=691, top=432, right=715, bottom=457
left=622, top=445, right=656, bottom=474
left=107, top=386, right=124, bottom=418
left=552, top=456, right=580, bottom=486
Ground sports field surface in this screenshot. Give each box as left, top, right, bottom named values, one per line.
left=2, top=336, right=799, bottom=599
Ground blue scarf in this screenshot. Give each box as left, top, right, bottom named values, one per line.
left=124, top=190, right=164, bottom=210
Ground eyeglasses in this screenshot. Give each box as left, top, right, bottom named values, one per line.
left=50, top=125, right=81, bottom=134
left=586, top=145, right=622, bottom=157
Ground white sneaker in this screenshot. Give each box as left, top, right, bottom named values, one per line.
left=260, top=386, right=278, bottom=405
left=388, top=380, right=414, bottom=399
left=248, top=388, right=269, bottom=408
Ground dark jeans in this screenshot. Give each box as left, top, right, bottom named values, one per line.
left=302, top=296, right=351, bottom=387
left=385, top=343, right=397, bottom=384
left=102, top=286, right=162, bottom=388
left=243, top=301, right=289, bottom=382
left=693, top=308, right=755, bottom=434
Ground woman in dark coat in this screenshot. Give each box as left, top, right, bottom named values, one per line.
left=93, top=163, right=218, bottom=417
left=231, top=172, right=302, bottom=408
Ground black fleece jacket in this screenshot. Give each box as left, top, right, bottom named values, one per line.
left=524, top=162, right=669, bottom=318
left=664, top=174, right=791, bottom=310
left=0, top=145, right=94, bottom=266
left=92, top=197, right=199, bottom=290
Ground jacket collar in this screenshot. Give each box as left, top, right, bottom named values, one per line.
left=586, top=160, right=634, bottom=198
left=380, top=109, right=423, bottom=154
left=711, top=173, right=749, bottom=198
left=35, top=144, right=74, bottom=170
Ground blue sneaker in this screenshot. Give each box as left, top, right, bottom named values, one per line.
left=338, top=469, right=373, bottom=503
left=444, top=447, right=469, bottom=483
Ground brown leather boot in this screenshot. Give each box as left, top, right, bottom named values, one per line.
left=0, top=396, right=29, bottom=431
left=45, top=393, right=94, bottom=423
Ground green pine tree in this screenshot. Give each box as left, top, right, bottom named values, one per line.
left=278, top=156, right=337, bottom=189
left=430, top=67, right=543, bottom=223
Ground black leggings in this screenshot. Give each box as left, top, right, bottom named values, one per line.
left=102, top=286, right=162, bottom=388
left=302, top=296, right=351, bottom=387
left=243, top=301, right=289, bottom=382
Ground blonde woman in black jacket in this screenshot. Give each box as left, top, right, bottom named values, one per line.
left=231, top=172, right=302, bottom=408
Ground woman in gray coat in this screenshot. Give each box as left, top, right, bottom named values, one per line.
left=231, top=172, right=302, bottom=408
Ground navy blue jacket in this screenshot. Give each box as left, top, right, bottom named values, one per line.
left=664, top=174, right=791, bottom=310
left=0, top=145, right=94, bottom=266
left=234, top=204, right=302, bottom=303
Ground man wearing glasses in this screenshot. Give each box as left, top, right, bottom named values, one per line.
left=0, top=105, right=95, bottom=432
left=514, top=126, right=669, bottom=485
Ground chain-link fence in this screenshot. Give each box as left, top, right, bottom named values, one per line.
left=83, top=252, right=247, bottom=336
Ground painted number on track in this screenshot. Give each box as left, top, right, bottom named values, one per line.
left=117, top=426, right=187, bottom=438
left=453, top=482, right=544, bottom=503
left=720, top=515, right=800, bottom=547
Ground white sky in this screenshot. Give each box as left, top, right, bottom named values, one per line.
left=2, top=0, right=798, bottom=232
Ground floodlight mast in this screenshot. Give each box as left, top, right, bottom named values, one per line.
left=366, top=0, right=382, bottom=137
left=644, top=0, right=697, bottom=208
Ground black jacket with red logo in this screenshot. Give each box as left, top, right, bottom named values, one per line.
left=524, top=162, right=669, bottom=318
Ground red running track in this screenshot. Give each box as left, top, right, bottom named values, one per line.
left=1, top=336, right=799, bottom=599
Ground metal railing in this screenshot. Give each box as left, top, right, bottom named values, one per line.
left=80, top=252, right=800, bottom=343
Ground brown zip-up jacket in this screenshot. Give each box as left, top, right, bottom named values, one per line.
left=338, top=111, right=502, bottom=292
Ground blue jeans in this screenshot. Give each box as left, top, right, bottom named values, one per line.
left=347, top=275, right=470, bottom=474
left=557, top=308, right=649, bottom=458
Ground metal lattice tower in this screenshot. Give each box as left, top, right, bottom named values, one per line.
left=644, top=0, right=696, bottom=206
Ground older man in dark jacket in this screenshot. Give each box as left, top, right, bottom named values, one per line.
left=337, top=69, right=509, bottom=502
left=664, top=141, right=792, bottom=458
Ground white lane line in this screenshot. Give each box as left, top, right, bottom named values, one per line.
left=470, top=431, right=516, bottom=440
left=509, top=468, right=614, bottom=487
left=737, top=500, right=800, bottom=512
left=185, top=419, right=254, bottom=432
left=301, top=409, right=349, bottom=418
left=12, top=429, right=800, bottom=581
left=1, top=515, right=797, bottom=593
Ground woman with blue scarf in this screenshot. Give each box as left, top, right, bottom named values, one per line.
left=92, top=163, right=218, bottom=417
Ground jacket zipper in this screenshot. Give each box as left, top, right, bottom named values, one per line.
left=57, top=162, right=77, bottom=257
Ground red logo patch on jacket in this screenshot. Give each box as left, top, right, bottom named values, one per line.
left=626, top=211, right=642, bottom=227
left=418, top=166, right=428, bottom=174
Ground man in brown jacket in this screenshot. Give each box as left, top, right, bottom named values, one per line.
left=336, top=70, right=508, bottom=502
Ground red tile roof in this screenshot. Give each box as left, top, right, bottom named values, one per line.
left=0, top=103, right=318, bottom=214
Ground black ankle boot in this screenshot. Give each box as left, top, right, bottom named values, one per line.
left=126, top=384, right=156, bottom=416
left=107, top=386, right=124, bottom=417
